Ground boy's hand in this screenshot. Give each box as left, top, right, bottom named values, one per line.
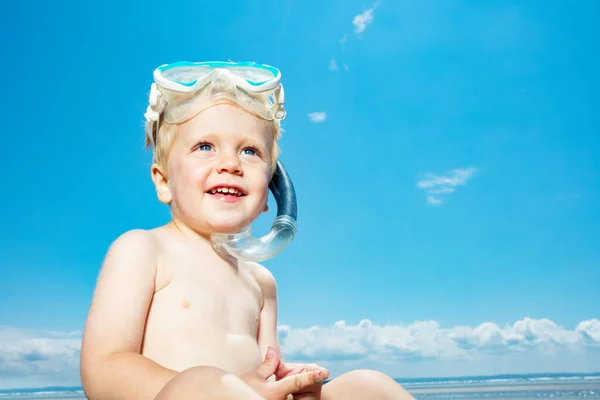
left=276, top=365, right=325, bottom=400
left=240, top=347, right=324, bottom=400
left=275, top=362, right=329, bottom=381
left=272, top=350, right=329, bottom=400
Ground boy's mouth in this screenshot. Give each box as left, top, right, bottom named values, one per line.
left=206, top=185, right=247, bottom=200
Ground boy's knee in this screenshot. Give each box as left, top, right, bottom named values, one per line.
left=181, top=365, right=228, bottom=380
left=155, top=366, right=264, bottom=400
left=338, top=369, right=394, bottom=384
left=155, top=366, right=221, bottom=399
left=346, top=369, right=413, bottom=398
left=335, top=369, right=410, bottom=393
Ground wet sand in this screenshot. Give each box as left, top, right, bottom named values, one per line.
left=8, top=379, right=600, bottom=399
left=406, top=379, right=600, bottom=395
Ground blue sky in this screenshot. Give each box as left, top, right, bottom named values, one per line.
left=0, top=0, right=599, bottom=389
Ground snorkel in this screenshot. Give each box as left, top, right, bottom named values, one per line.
left=210, top=159, right=297, bottom=262
left=144, top=61, right=297, bottom=262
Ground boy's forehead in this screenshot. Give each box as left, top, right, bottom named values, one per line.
left=176, top=105, right=272, bottom=142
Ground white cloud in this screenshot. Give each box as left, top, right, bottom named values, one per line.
left=417, top=167, right=476, bottom=205
left=426, top=196, right=443, bottom=206
left=578, top=319, right=600, bottom=343
left=353, top=7, right=376, bottom=34
left=2, top=318, right=600, bottom=388
left=328, top=57, right=339, bottom=72
left=0, top=327, right=82, bottom=389
left=328, top=57, right=348, bottom=73
left=333, top=3, right=379, bottom=72
left=279, top=318, right=600, bottom=367
left=308, top=112, right=327, bottom=123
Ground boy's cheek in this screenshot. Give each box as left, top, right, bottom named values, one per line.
left=176, top=168, right=208, bottom=191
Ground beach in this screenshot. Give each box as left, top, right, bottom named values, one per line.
left=1, top=373, right=599, bottom=399
left=402, top=374, right=600, bottom=400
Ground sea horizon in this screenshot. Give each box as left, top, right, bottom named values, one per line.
left=2, top=371, right=599, bottom=399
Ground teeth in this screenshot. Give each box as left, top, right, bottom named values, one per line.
left=211, top=187, right=242, bottom=196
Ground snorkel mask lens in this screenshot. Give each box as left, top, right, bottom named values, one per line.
left=144, top=61, right=296, bottom=262
left=157, top=61, right=280, bottom=89
left=150, top=61, right=285, bottom=123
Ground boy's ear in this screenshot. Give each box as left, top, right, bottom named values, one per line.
left=151, top=163, right=172, bottom=204
left=263, top=203, right=269, bottom=213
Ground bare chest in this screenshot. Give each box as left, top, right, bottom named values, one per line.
left=139, top=233, right=267, bottom=374
left=150, top=262, right=262, bottom=336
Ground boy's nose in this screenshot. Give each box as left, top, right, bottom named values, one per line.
left=217, top=154, right=242, bottom=175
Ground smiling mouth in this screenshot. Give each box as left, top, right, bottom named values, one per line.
left=207, top=186, right=247, bottom=197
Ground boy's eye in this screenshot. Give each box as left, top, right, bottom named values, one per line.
left=242, top=147, right=257, bottom=156
left=196, top=143, right=213, bottom=151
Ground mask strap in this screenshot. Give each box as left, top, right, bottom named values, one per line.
left=144, top=83, right=165, bottom=149
left=272, top=85, right=286, bottom=120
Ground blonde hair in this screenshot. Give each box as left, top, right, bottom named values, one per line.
left=145, top=100, right=282, bottom=177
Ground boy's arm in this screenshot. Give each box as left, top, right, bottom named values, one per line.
left=254, top=263, right=281, bottom=359
left=253, top=264, right=329, bottom=383
left=80, top=230, right=177, bottom=400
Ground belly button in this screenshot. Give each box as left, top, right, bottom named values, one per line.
left=181, top=300, right=191, bottom=309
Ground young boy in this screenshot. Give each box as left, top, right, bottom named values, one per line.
left=80, top=61, right=415, bottom=400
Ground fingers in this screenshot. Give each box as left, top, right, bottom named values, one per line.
left=276, top=367, right=306, bottom=380
left=276, top=370, right=324, bottom=395
left=289, top=367, right=305, bottom=375
left=302, top=364, right=329, bottom=379
left=281, top=363, right=330, bottom=381
left=254, top=347, right=280, bottom=379
left=310, top=364, right=329, bottom=380
left=274, top=359, right=293, bottom=378
left=316, top=366, right=329, bottom=380
left=293, top=394, right=320, bottom=400
left=271, top=347, right=294, bottom=379
left=279, top=367, right=310, bottom=380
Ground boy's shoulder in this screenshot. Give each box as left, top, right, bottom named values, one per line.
left=242, top=261, right=278, bottom=298
left=108, top=228, right=161, bottom=251
left=102, top=228, right=162, bottom=267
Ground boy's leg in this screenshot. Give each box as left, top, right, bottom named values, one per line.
left=322, top=369, right=415, bottom=400
left=155, top=366, right=264, bottom=400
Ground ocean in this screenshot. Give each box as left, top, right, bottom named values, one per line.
left=401, top=373, right=600, bottom=400
left=0, top=373, right=598, bottom=399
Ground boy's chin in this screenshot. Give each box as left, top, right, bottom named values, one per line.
left=207, top=219, right=250, bottom=235
left=210, top=226, right=246, bottom=235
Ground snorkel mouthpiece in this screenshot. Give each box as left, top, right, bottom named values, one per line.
left=210, top=160, right=298, bottom=262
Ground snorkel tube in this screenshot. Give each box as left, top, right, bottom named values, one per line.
left=210, top=159, right=297, bottom=262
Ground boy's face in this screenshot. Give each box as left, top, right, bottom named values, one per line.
left=153, top=103, right=273, bottom=236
